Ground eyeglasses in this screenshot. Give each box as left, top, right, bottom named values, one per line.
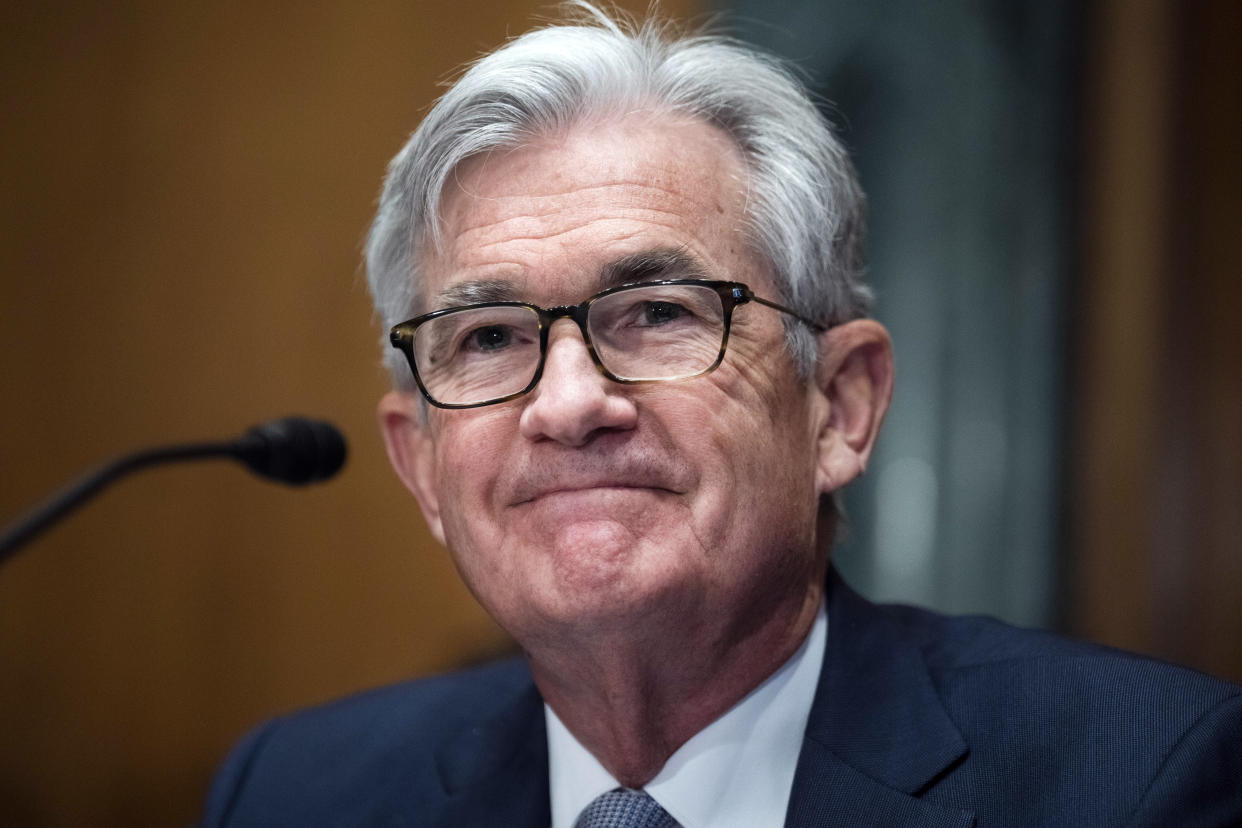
left=388, top=279, right=824, bottom=409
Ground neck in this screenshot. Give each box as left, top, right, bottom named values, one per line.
left=528, top=581, right=823, bottom=787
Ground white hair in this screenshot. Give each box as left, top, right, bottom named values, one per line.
left=365, top=2, right=870, bottom=388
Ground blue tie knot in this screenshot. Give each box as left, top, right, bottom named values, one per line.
left=574, top=787, right=681, bottom=828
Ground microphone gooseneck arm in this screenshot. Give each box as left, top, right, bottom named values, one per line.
left=0, top=441, right=236, bottom=564
left=0, top=417, right=347, bottom=566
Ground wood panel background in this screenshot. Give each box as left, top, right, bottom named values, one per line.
left=0, top=2, right=694, bottom=825
left=1072, top=0, right=1242, bottom=683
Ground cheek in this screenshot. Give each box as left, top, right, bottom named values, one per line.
left=430, top=418, right=524, bottom=617
left=431, top=414, right=515, bottom=539
left=679, top=362, right=818, bottom=524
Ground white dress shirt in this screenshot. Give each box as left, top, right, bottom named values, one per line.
left=547, top=602, right=828, bottom=828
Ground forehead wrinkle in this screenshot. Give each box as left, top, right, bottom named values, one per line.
left=448, top=193, right=702, bottom=243
left=450, top=207, right=696, bottom=259
left=443, top=175, right=717, bottom=240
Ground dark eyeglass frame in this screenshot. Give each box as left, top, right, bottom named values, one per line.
left=388, top=279, right=826, bottom=410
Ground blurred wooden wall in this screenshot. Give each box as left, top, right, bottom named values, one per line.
left=1073, top=0, right=1242, bottom=682
left=0, top=2, right=694, bottom=826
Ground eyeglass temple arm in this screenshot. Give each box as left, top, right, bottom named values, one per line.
left=739, top=290, right=828, bottom=332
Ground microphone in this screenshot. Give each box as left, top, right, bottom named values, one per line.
left=233, top=417, right=347, bottom=485
left=0, top=417, right=347, bottom=564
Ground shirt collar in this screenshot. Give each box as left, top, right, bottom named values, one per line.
left=546, top=602, right=828, bottom=828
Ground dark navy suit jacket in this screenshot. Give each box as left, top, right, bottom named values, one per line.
left=202, top=572, right=1242, bottom=826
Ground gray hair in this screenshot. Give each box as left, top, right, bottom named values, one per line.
left=365, top=2, right=870, bottom=388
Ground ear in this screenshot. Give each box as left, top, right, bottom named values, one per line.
left=377, top=391, right=446, bottom=545
left=813, top=319, right=894, bottom=496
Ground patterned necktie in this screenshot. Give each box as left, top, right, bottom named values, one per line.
left=574, top=787, right=681, bottom=828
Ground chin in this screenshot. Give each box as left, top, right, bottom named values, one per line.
left=501, top=549, right=681, bottom=635
left=470, top=515, right=699, bottom=639
left=543, top=519, right=644, bottom=583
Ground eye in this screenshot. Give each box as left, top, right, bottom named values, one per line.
left=462, top=324, right=516, bottom=352
left=638, top=301, right=689, bottom=326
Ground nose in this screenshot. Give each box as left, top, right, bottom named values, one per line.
left=518, top=320, right=638, bottom=446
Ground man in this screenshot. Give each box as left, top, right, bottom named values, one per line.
left=203, top=5, right=1242, bottom=826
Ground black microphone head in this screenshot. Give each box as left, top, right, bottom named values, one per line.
left=235, top=417, right=347, bottom=485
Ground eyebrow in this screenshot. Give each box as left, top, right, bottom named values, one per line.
left=431, top=247, right=711, bottom=309
left=435, top=279, right=518, bottom=308
left=598, top=248, right=710, bottom=290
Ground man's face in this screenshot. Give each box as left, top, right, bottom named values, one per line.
left=384, top=115, right=836, bottom=646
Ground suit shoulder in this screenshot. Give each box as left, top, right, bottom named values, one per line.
left=886, top=600, right=1238, bottom=700
left=264, top=656, right=534, bottom=739
left=202, top=658, right=535, bottom=827
left=879, top=601, right=1242, bottom=759
left=878, top=604, right=1242, bottom=824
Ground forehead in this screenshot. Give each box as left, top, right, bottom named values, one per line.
left=422, top=114, right=759, bottom=305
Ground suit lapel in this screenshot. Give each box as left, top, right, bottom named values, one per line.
left=786, top=571, right=974, bottom=827
left=434, top=676, right=551, bottom=828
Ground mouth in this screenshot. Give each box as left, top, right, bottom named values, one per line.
left=512, top=482, right=676, bottom=507
left=501, top=448, right=690, bottom=511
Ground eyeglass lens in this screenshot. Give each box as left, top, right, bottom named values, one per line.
left=411, top=283, right=727, bottom=406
